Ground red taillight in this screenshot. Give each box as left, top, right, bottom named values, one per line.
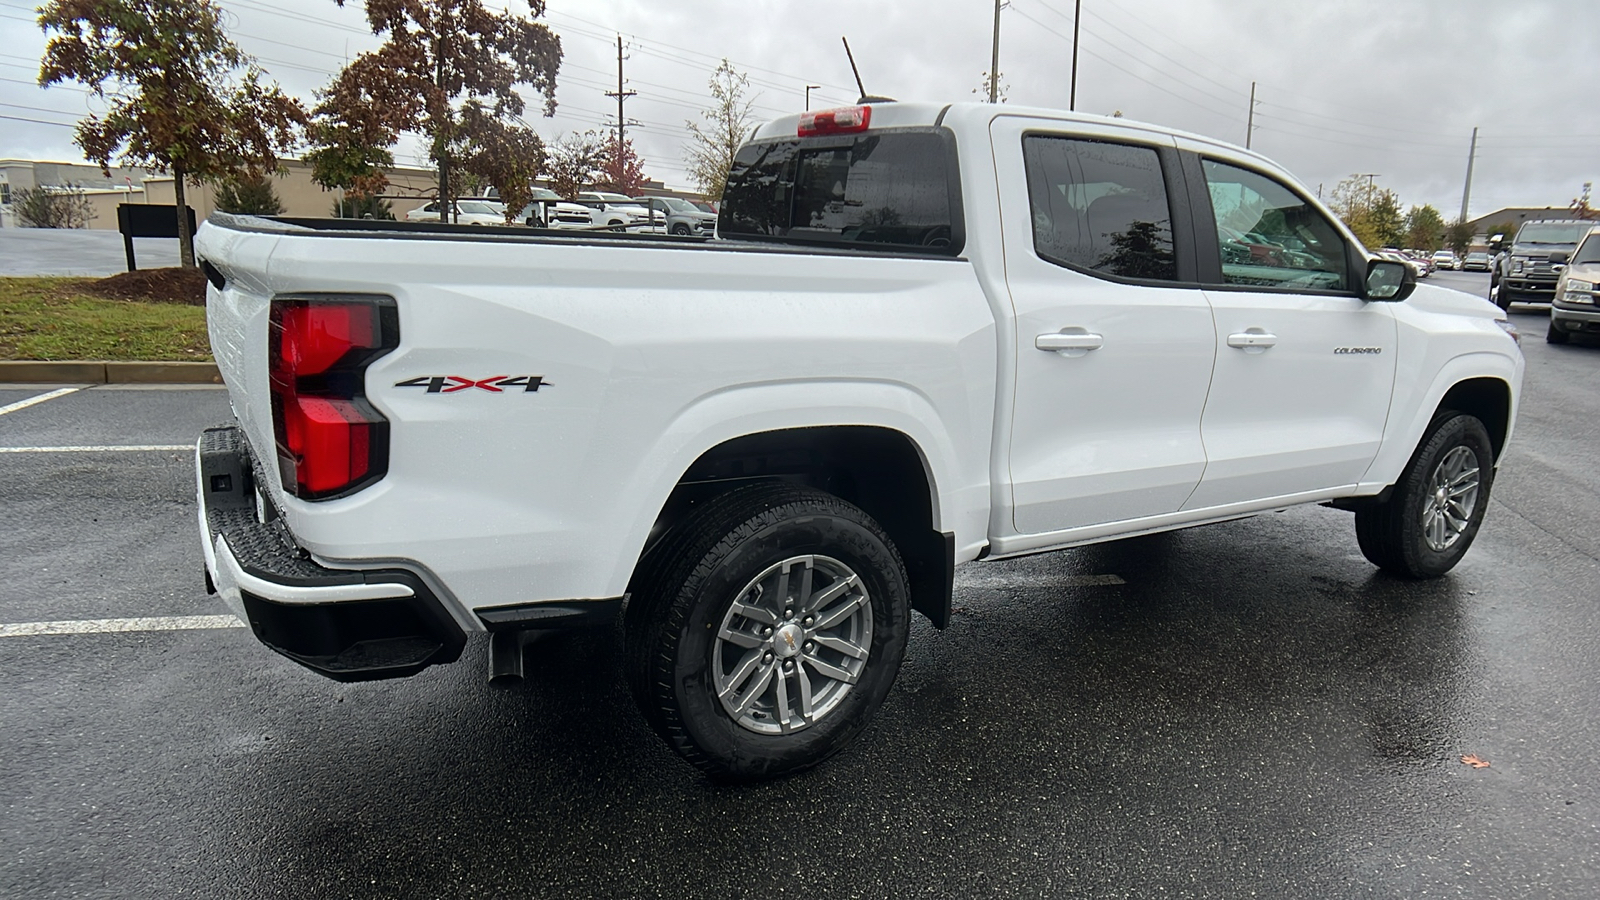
left=268, top=296, right=397, bottom=500
left=798, top=105, right=871, bottom=137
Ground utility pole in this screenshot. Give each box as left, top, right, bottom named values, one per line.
left=1069, top=0, right=1082, bottom=110
left=988, top=0, right=1002, bottom=103
left=1458, top=126, right=1478, bottom=224
left=805, top=84, right=820, bottom=110
left=1245, top=81, right=1256, bottom=149
left=604, top=35, right=636, bottom=152
left=1357, top=173, right=1381, bottom=208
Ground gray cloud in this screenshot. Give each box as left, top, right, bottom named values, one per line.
left=2, top=0, right=1595, bottom=216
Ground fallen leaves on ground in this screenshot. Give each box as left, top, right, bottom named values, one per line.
left=1460, top=754, right=1491, bottom=769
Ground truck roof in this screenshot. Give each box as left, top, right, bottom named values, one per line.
left=748, top=100, right=1274, bottom=167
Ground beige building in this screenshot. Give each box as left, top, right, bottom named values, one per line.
left=1, top=157, right=445, bottom=228
left=2, top=155, right=702, bottom=229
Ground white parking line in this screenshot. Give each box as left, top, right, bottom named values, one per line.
left=0, top=387, right=83, bottom=417
left=0, top=615, right=245, bottom=637
left=0, top=445, right=190, bottom=453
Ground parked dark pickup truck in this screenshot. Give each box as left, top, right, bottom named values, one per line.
left=1492, top=219, right=1594, bottom=309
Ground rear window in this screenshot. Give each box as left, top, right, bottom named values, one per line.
left=719, top=130, right=961, bottom=253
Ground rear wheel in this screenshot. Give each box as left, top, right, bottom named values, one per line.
left=1355, top=413, right=1494, bottom=578
left=625, top=484, right=911, bottom=781
left=1547, top=319, right=1570, bottom=344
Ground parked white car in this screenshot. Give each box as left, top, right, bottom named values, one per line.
left=574, top=191, right=654, bottom=228
left=196, top=101, right=1523, bottom=782
left=512, top=188, right=595, bottom=229
left=404, top=199, right=507, bottom=225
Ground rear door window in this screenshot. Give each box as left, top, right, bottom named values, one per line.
left=1022, top=135, right=1179, bottom=281
left=720, top=130, right=960, bottom=252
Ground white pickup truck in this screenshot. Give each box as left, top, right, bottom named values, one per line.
left=194, top=101, right=1523, bottom=781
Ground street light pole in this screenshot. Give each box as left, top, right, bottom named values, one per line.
left=1245, top=81, right=1256, bottom=149
left=1070, top=0, right=1082, bottom=110
left=805, top=84, right=820, bottom=110
left=988, top=0, right=1002, bottom=103
left=1459, top=126, right=1478, bottom=224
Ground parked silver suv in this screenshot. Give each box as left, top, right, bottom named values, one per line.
left=635, top=196, right=718, bottom=236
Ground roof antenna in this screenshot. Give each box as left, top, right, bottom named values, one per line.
left=841, top=36, right=895, bottom=104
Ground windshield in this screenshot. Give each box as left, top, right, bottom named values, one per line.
left=1573, top=234, right=1600, bottom=265
left=659, top=198, right=699, bottom=213
left=457, top=201, right=503, bottom=215
left=1517, top=222, right=1592, bottom=244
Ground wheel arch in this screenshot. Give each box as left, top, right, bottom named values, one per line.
left=1360, top=351, right=1520, bottom=495
left=631, top=425, right=956, bottom=629
left=1438, top=376, right=1513, bottom=461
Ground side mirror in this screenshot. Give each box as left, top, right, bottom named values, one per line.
left=1364, top=258, right=1415, bottom=302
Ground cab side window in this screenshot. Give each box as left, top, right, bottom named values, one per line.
left=1200, top=159, right=1348, bottom=291
left=1022, top=135, right=1178, bottom=282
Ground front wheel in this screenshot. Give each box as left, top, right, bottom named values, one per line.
left=1355, top=413, right=1495, bottom=578
left=1547, top=319, right=1570, bottom=345
left=625, top=484, right=910, bottom=781
left=670, top=223, right=692, bottom=236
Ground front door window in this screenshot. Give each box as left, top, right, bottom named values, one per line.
left=1201, top=159, right=1348, bottom=292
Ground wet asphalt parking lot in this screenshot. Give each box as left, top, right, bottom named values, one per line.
left=3, top=272, right=1598, bottom=898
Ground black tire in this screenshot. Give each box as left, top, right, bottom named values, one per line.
left=1354, top=413, right=1495, bottom=578
left=670, top=223, right=691, bottom=236
left=1547, top=318, right=1570, bottom=345
left=624, top=483, right=910, bottom=781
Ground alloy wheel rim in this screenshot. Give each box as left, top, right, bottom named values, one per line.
left=712, top=555, right=873, bottom=735
left=1421, top=446, right=1480, bottom=552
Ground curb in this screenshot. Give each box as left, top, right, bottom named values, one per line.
left=0, top=360, right=222, bottom=384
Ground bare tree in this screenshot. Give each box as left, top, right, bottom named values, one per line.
left=544, top=131, right=602, bottom=200
left=685, top=59, right=757, bottom=201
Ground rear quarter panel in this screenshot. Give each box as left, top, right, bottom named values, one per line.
left=202, top=227, right=997, bottom=615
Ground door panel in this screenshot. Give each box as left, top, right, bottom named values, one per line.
left=992, top=118, right=1217, bottom=535
left=1187, top=290, right=1396, bottom=509
left=1183, top=156, right=1397, bottom=510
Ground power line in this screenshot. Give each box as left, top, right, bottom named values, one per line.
left=1, top=113, right=74, bottom=127
left=1010, top=7, right=1243, bottom=124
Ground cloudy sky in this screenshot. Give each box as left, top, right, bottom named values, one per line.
left=2, top=0, right=1595, bottom=218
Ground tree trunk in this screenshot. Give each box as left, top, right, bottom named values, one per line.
left=173, top=163, right=195, bottom=268
left=438, top=153, right=451, bottom=224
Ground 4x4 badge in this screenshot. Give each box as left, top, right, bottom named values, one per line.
left=395, top=375, right=550, bottom=393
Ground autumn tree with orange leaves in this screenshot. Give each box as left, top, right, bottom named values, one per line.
left=37, top=0, right=306, bottom=267
left=309, top=0, right=562, bottom=223
left=596, top=136, right=648, bottom=196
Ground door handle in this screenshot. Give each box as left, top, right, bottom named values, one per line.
left=1226, top=330, right=1277, bottom=350
left=1036, top=331, right=1104, bottom=354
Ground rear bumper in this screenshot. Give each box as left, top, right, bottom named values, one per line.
left=196, top=426, right=467, bottom=681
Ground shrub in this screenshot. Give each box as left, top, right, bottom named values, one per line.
left=331, top=194, right=395, bottom=220
left=13, top=186, right=93, bottom=228
left=213, top=173, right=284, bottom=215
